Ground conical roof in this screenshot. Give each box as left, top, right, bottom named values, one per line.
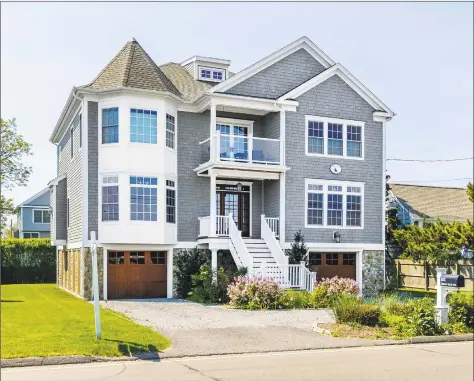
left=84, top=39, right=181, bottom=97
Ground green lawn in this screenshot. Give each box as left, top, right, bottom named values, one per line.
left=1, top=284, right=171, bottom=359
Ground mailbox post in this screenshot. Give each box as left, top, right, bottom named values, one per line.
left=435, top=268, right=465, bottom=325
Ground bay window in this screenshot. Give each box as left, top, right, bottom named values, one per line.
left=305, top=179, right=364, bottom=228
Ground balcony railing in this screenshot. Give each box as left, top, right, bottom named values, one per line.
left=200, top=132, right=281, bottom=166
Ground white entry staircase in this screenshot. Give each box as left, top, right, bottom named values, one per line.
left=243, top=239, right=277, bottom=274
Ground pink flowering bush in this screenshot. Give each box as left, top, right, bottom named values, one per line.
left=316, top=276, right=360, bottom=296
left=227, top=275, right=284, bottom=309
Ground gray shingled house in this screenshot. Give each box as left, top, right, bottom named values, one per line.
left=48, top=36, right=394, bottom=300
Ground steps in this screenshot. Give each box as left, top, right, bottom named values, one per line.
left=243, top=238, right=277, bottom=273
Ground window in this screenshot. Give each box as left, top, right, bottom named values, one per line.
left=150, top=251, right=166, bottom=265
left=79, top=114, right=82, bottom=148
left=23, top=232, right=40, bottom=239
left=67, top=198, right=70, bottom=228
left=308, top=121, right=324, bottom=154
left=130, top=252, right=145, bottom=265
left=347, top=125, right=361, bottom=157
left=33, top=209, right=50, bottom=224
left=166, top=114, right=175, bottom=149
left=70, top=127, right=74, bottom=158
left=328, top=123, right=343, bottom=156
left=108, top=251, right=125, bottom=264
left=130, top=109, right=157, bottom=144
left=309, top=253, right=322, bottom=266
left=343, top=253, right=356, bottom=266
left=305, top=116, right=364, bottom=159
left=166, top=180, right=176, bottom=224
left=102, top=176, right=119, bottom=221
left=307, top=184, right=324, bottom=226
left=130, top=176, right=158, bottom=221
left=199, top=66, right=225, bottom=82
left=306, top=180, right=364, bottom=228
left=102, top=107, right=119, bottom=144
left=326, top=253, right=339, bottom=265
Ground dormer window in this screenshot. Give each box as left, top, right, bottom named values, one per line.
left=199, top=66, right=225, bottom=82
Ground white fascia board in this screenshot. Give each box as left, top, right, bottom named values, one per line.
left=17, top=188, right=50, bottom=207
left=209, top=93, right=298, bottom=112
left=181, top=56, right=231, bottom=67
left=209, top=36, right=335, bottom=94
left=278, top=63, right=394, bottom=118
left=50, top=88, right=82, bottom=144
left=77, top=86, right=183, bottom=104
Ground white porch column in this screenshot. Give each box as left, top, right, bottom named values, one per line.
left=209, top=170, right=217, bottom=237
left=167, top=249, right=174, bottom=298
left=211, top=249, right=218, bottom=281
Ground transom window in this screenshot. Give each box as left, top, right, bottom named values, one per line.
left=130, top=176, right=158, bottom=221
left=306, top=179, right=364, bottom=228
left=166, top=180, right=176, bottom=224
left=33, top=209, right=50, bottom=224
left=130, top=109, right=157, bottom=144
left=166, top=114, right=175, bottom=149
left=102, top=107, right=119, bottom=144
left=102, top=176, right=119, bottom=221
left=199, top=66, right=225, bottom=82
left=305, top=116, right=364, bottom=159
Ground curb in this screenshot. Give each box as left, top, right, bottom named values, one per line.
left=2, top=334, right=472, bottom=368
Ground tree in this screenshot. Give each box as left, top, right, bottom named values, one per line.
left=0, top=118, right=32, bottom=230
left=393, top=219, right=474, bottom=264
left=287, top=230, right=308, bottom=265
left=467, top=183, right=474, bottom=203
left=385, top=175, right=401, bottom=259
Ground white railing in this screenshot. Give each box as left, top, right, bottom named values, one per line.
left=228, top=214, right=252, bottom=271
left=200, top=132, right=281, bottom=165
left=265, top=217, right=279, bottom=238
left=261, top=215, right=287, bottom=266
left=198, top=215, right=229, bottom=237
left=255, top=261, right=316, bottom=292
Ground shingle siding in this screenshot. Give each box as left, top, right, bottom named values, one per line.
left=263, top=179, right=280, bottom=218
left=88, top=102, right=99, bottom=240
left=224, top=49, right=326, bottom=99
left=56, top=177, right=67, bottom=241
left=58, top=112, right=83, bottom=244
left=285, top=75, right=383, bottom=244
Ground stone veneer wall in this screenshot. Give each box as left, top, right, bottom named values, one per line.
left=83, top=247, right=104, bottom=300
left=362, top=250, right=384, bottom=297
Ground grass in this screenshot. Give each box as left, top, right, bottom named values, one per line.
left=1, top=284, right=171, bottom=359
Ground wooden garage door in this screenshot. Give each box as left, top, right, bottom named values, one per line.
left=309, top=252, right=356, bottom=281
left=108, top=251, right=167, bottom=299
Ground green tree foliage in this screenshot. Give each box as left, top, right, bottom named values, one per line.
left=467, top=183, right=474, bottom=203
left=287, top=230, right=308, bottom=265
left=0, top=118, right=33, bottom=230
left=385, top=176, right=401, bottom=259
left=393, top=220, right=474, bottom=264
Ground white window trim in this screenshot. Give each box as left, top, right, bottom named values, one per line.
left=198, top=66, right=226, bottom=82
left=305, top=178, right=364, bottom=230
left=100, top=106, right=120, bottom=146
left=305, top=115, right=365, bottom=160
left=165, top=179, right=176, bottom=224
left=129, top=175, right=159, bottom=223
left=101, top=175, right=120, bottom=222
left=32, top=209, right=50, bottom=224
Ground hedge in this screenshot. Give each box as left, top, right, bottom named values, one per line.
left=1, top=238, right=56, bottom=284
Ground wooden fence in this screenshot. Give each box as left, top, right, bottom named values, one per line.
left=386, top=259, right=474, bottom=291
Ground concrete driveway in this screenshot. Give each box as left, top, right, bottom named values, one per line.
left=103, top=299, right=388, bottom=357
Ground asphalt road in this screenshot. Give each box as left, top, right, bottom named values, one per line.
left=2, top=342, right=473, bottom=381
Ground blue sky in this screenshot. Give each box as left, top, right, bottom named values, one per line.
left=1, top=2, right=473, bottom=207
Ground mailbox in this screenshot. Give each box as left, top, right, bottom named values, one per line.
left=440, top=274, right=465, bottom=288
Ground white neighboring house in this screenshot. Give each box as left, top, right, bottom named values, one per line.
left=48, top=36, right=394, bottom=300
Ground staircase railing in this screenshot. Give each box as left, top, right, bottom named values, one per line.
left=261, top=215, right=288, bottom=266
left=265, top=217, right=279, bottom=238
left=254, top=261, right=316, bottom=292
left=228, top=214, right=252, bottom=272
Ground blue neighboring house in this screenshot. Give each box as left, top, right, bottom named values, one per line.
left=15, top=188, right=51, bottom=238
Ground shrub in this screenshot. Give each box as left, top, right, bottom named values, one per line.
left=406, top=298, right=439, bottom=336
left=332, top=294, right=381, bottom=326
left=227, top=275, right=283, bottom=309
left=381, top=294, right=414, bottom=316
left=279, top=290, right=313, bottom=309
left=316, top=276, right=360, bottom=296
left=379, top=312, right=412, bottom=339
left=287, top=230, right=308, bottom=265
left=173, top=249, right=209, bottom=298
left=311, top=284, right=332, bottom=307
left=447, top=292, right=474, bottom=330
left=189, top=265, right=230, bottom=304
